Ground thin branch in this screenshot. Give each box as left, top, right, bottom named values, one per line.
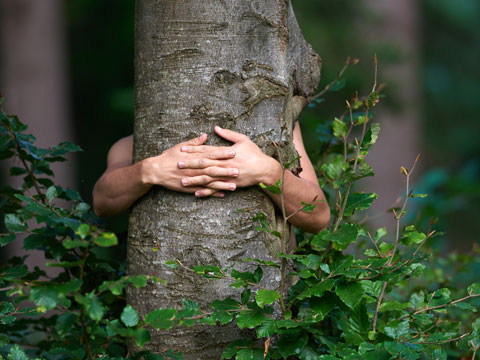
left=372, top=282, right=387, bottom=333
left=398, top=292, right=480, bottom=321
left=310, top=57, right=358, bottom=101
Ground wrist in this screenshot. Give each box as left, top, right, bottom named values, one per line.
left=139, top=157, right=158, bottom=187
left=258, top=156, right=282, bottom=186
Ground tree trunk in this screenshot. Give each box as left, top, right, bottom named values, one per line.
left=128, top=1, right=320, bottom=357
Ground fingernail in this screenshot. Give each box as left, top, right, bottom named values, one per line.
left=233, top=168, right=239, bottom=176
left=218, top=192, right=225, bottom=197
left=229, top=150, right=235, bottom=156
left=195, top=191, right=201, bottom=197
left=181, top=146, right=188, bottom=152
left=178, top=161, right=185, bottom=168
left=230, top=184, right=236, bottom=190
left=215, top=126, right=221, bottom=131
left=182, top=178, right=188, bottom=185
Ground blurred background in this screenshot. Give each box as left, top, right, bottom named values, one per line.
left=0, top=0, right=479, bottom=258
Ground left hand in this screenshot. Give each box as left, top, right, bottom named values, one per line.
left=178, top=126, right=281, bottom=197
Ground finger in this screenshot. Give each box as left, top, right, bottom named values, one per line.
left=211, top=191, right=225, bottom=198
left=178, top=158, right=218, bottom=169
left=195, top=188, right=215, bottom=198
left=181, top=145, right=236, bottom=159
left=214, top=126, right=247, bottom=143
left=204, top=167, right=239, bottom=178
left=206, top=181, right=237, bottom=191
left=185, top=133, right=207, bottom=146
left=182, top=175, right=215, bottom=186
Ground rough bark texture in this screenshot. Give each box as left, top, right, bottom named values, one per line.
left=128, top=1, right=320, bottom=358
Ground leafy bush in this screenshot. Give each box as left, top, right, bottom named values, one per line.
left=1, top=62, right=480, bottom=360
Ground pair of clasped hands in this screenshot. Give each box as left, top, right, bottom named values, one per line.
left=149, top=126, right=278, bottom=198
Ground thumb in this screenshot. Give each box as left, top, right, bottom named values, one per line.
left=185, top=133, right=207, bottom=146
left=214, top=126, right=246, bottom=143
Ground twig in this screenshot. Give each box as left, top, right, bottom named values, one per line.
left=175, top=259, right=268, bottom=290
left=398, top=292, right=480, bottom=321
left=372, top=282, right=387, bottom=333
left=80, top=309, right=93, bottom=360
left=310, top=57, right=358, bottom=101
left=389, top=154, right=421, bottom=266
left=272, top=141, right=287, bottom=315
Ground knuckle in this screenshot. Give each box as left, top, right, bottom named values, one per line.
left=198, top=158, right=206, bottom=167
left=201, top=175, right=210, bottom=184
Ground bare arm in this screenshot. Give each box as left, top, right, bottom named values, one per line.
left=179, top=125, right=331, bottom=234
left=92, top=134, right=239, bottom=217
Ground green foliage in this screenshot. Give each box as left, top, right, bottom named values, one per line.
left=0, top=100, right=176, bottom=359
left=2, top=58, right=480, bottom=360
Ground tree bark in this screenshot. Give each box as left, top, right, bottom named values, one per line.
left=128, top=1, right=320, bottom=357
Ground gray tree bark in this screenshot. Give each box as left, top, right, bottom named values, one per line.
left=128, top=1, right=320, bottom=358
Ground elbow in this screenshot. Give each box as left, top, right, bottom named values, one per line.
left=306, top=205, right=331, bottom=234
left=92, top=188, right=108, bottom=218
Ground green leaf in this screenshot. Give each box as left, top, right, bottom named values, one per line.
left=256, top=319, right=277, bottom=337
left=30, top=286, right=60, bottom=310
left=259, top=179, right=282, bottom=194
left=62, top=237, right=88, bottom=249
left=243, top=258, right=280, bottom=268
left=56, top=313, right=78, bottom=336
left=344, top=192, right=378, bottom=216
left=121, top=305, right=139, bottom=327
left=135, top=328, right=151, bottom=348
left=321, top=155, right=348, bottom=186
left=236, top=304, right=267, bottom=329
left=327, top=223, right=359, bottom=251
left=212, top=311, right=233, bottom=325
left=309, top=293, right=337, bottom=320
left=85, top=292, right=104, bottom=321
left=7, top=345, right=29, bottom=360
left=255, top=290, right=280, bottom=307
left=384, top=321, right=410, bottom=340
left=4, top=214, right=27, bottom=233
left=165, top=260, right=179, bottom=269
left=301, top=202, right=317, bottom=213
left=211, top=298, right=241, bottom=311
left=145, top=308, right=177, bottom=330
left=241, top=289, right=251, bottom=304
left=277, top=333, right=308, bottom=358
left=222, top=339, right=254, bottom=359
left=361, top=122, right=380, bottom=150
left=76, top=224, right=90, bottom=239
left=299, top=345, right=322, bottom=360
left=333, top=117, right=348, bottom=138
left=335, top=281, right=364, bottom=309
left=284, top=155, right=302, bottom=169
left=46, top=186, right=58, bottom=202
left=467, top=283, right=480, bottom=295
left=128, top=275, right=148, bottom=288
left=94, top=232, right=118, bottom=247
left=366, top=91, right=380, bottom=108
left=400, top=225, right=426, bottom=245
left=0, top=233, right=15, bottom=247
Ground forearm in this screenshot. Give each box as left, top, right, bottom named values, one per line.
left=92, top=160, right=152, bottom=217
left=260, top=158, right=330, bottom=234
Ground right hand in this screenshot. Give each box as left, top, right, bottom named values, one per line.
left=141, top=133, right=239, bottom=197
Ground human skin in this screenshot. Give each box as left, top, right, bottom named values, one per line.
left=92, top=123, right=330, bottom=233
